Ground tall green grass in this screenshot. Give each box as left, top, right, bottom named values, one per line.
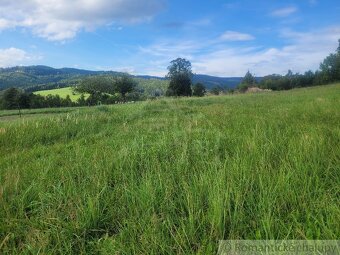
left=0, top=84, right=339, bottom=254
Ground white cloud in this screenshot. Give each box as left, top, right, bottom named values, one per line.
left=220, top=31, right=255, bottom=41
left=140, top=41, right=200, bottom=58
left=0, top=18, right=12, bottom=29
left=309, top=0, right=318, bottom=6
left=136, top=26, right=340, bottom=77
left=0, top=48, right=30, bottom=67
left=193, top=26, right=340, bottom=76
left=95, top=65, right=137, bottom=74
left=137, top=40, right=206, bottom=76
left=271, top=7, right=298, bottom=17
left=0, top=0, right=165, bottom=41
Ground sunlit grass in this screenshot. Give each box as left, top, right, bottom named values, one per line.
left=34, top=87, right=89, bottom=102
left=0, top=84, right=339, bottom=254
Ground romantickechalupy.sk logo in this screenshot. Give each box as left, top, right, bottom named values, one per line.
left=218, top=240, right=340, bottom=255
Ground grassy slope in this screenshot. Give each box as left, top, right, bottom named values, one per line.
left=0, top=84, right=339, bottom=254
left=34, top=87, right=88, bottom=101
left=34, top=78, right=170, bottom=101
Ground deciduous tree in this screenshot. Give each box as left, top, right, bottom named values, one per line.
left=166, top=58, right=193, bottom=96
left=237, top=71, right=257, bottom=92
left=192, top=83, right=206, bottom=97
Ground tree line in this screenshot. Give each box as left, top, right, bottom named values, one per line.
left=0, top=88, right=75, bottom=110
left=235, top=39, right=340, bottom=92
left=163, top=39, right=340, bottom=96
left=0, top=75, right=140, bottom=110
left=1, top=39, right=339, bottom=110
left=0, top=63, right=206, bottom=110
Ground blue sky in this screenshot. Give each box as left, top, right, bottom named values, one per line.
left=0, top=0, right=339, bottom=76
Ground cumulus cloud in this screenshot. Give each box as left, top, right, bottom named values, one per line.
left=0, top=0, right=165, bottom=41
left=220, top=31, right=255, bottom=41
left=0, top=48, right=31, bottom=67
left=271, top=7, right=298, bottom=17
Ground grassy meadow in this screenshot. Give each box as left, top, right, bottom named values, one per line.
left=33, top=78, right=170, bottom=101
left=0, top=84, right=339, bottom=254
left=34, top=87, right=89, bottom=102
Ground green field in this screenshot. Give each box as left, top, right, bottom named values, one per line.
left=0, top=84, right=339, bottom=254
left=34, top=87, right=89, bottom=101
left=34, top=78, right=170, bottom=101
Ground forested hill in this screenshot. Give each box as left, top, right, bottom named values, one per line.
left=0, top=66, right=122, bottom=91
left=0, top=65, right=243, bottom=91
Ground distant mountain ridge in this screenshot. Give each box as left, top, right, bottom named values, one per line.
left=192, top=74, right=243, bottom=89
left=0, top=65, right=245, bottom=91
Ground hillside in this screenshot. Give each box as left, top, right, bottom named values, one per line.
left=34, top=87, right=89, bottom=101
left=193, top=74, right=243, bottom=88
left=0, top=84, right=339, bottom=254
left=33, top=80, right=170, bottom=100
left=0, top=65, right=242, bottom=92
left=0, top=65, right=122, bottom=91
